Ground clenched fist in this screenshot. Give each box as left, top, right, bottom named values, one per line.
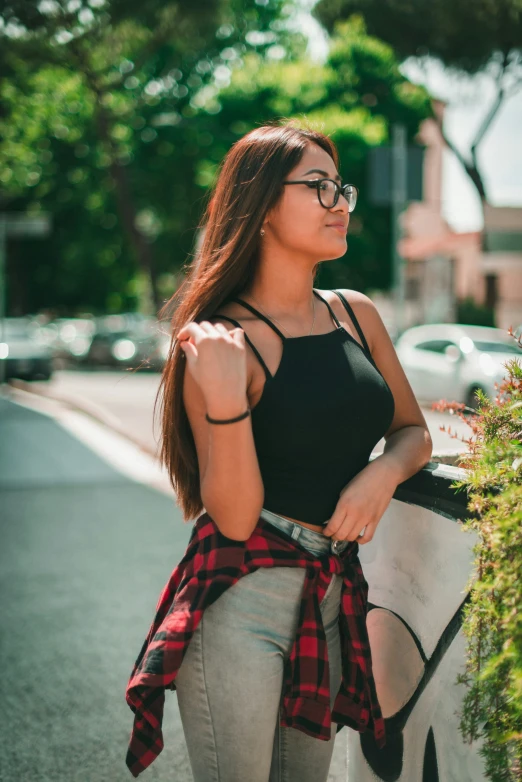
left=177, top=320, right=249, bottom=418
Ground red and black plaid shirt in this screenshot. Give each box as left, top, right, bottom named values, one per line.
left=125, top=512, right=386, bottom=777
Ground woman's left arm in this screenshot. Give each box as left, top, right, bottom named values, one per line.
left=324, top=291, right=433, bottom=544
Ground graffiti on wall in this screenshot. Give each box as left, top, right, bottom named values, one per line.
left=346, top=462, right=486, bottom=782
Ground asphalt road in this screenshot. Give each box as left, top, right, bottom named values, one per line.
left=0, top=368, right=472, bottom=782
left=31, top=368, right=472, bottom=457
left=0, top=397, right=194, bottom=782
left=0, top=395, right=351, bottom=782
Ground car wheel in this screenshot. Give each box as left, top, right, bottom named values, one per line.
left=465, top=385, right=485, bottom=411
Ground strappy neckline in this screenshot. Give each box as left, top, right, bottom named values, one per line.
left=250, top=328, right=343, bottom=412
left=210, top=289, right=376, bottom=388
left=331, top=289, right=371, bottom=354
left=229, top=289, right=342, bottom=342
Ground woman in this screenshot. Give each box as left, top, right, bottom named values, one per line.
left=125, top=122, right=433, bottom=781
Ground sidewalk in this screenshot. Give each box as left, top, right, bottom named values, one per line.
left=0, top=395, right=194, bottom=781
left=0, top=394, right=349, bottom=781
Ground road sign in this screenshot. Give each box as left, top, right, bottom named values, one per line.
left=368, top=145, right=424, bottom=205
left=2, top=214, right=51, bottom=237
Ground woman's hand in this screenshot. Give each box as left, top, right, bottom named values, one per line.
left=323, top=456, right=400, bottom=545
left=177, top=320, right=249, bottom=417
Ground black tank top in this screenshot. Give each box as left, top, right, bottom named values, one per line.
left=212, top=289, right=395, bottom=526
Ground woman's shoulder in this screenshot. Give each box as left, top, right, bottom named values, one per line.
left=206, top=300, right=242, bottom=331
left=318, top=287, right=374, bottom=308
left=208, top=297, right=264, bottom=331
left=320, top=288, right=381, bottom=352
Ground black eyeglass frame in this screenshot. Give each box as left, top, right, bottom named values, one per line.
left=282, top=178, right=359, bottom=211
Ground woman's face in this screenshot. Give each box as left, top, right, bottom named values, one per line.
left=265, top=142, right=351, bottom=261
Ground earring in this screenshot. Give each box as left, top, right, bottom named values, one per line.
left=260, top=227, right=265, bottom=237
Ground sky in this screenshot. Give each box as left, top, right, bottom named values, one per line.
left=296, top=7, right=522, bottom=233
left=402, top=59, right=522, bottom=233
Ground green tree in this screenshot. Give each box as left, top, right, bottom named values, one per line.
left=0, top=11, right=429, bottom=312
left=0, top=0, right=292, bottom=314
left=312, top=0, right=522, bottom=207
left=196, top=17, right=431, bottom=293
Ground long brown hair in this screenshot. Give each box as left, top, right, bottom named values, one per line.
left=156, top=120, right=339, bottom=522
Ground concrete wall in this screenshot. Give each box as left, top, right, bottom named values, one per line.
left=342, top=461, right=487, bottom=782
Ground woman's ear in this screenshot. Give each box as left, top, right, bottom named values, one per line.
left=262, top=205, right=272, bottom=228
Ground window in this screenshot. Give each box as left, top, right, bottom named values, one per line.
left=416, top=340, right=456, bottom=354
left=474, top=341, right=521, bottom=355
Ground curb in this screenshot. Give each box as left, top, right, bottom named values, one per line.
left=4, top=379, right=175, bottom=497
left=6, top=377, right=159, bottom=460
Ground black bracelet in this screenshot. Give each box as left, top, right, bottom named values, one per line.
left=205, top=408, right=251, bottom=424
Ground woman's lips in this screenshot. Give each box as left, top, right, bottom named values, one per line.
left=327, top=223, right=348, bottom=233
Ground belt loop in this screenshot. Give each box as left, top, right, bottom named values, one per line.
left=291, top=525, right=301, bottom=540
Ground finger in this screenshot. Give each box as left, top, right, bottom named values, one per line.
left=323, top=509, right=347, bottom=537
left=329, top=519, right=354, bottom=542
left=356, top=524, right=374, bottom=545
left=347, top=521, right=370, bottom=542
left=178, top=339, right=197, bottom=363
left=232, top=327, right=245, bottom=344
left=197, top=320, right=221, bottom=334
left=177, top=322, right=206, bottom=341
left=212, top=322, right=235, bottom=337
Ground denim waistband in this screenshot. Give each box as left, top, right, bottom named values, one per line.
left=259, top=507, right=350, bottom=558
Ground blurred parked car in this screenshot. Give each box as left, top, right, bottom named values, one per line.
left=395, top=323, right=521, bottom=408
left=82, top=314, right=170, bottom=371
left=0, top=317, right=54, bottom=381
left=46, top=317, right=96, bottom=366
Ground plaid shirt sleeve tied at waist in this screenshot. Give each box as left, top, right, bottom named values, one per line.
left=124, top=512, right=386, bottom=777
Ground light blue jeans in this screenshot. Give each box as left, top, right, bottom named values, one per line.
left=175, top=508, right=351, bottom=782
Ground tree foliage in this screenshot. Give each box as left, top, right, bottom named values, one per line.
left=313, top=0, right=522, bottom=74
left=0, top=12, right=430, bottom=314
left=179, top=16, right=431, bottom=295
left=312, top=0, right=522, bottom=204
left=0, top=0, right=293, bottom=314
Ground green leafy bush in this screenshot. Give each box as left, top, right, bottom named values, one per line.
left=433, top=328, right=522, bottom=781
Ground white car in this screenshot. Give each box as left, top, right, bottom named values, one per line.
left=0, top=317, right=54, bottom=382
left=395, top=323, right=521, bottom=408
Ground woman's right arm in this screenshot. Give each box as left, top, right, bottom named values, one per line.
left=178, top=319, right=264, bottom=541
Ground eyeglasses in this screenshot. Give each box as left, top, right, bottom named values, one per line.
left=282, top=178, right=358, bottom=212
